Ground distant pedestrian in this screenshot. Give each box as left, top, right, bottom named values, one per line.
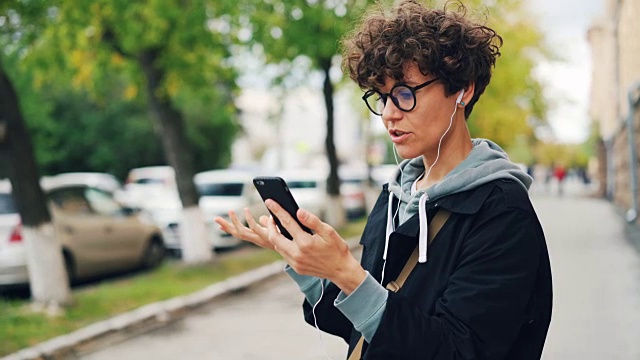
left=216, top=1, right=552, bottom=359
left=554, top=165, right=567, bottom=196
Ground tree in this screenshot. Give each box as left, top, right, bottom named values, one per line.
left=241, top=0, right=370, bottom=227
left=0, top=3, right=72, bottom=306
left=27, top=0, right=243, bottom=263
left=461, top=0, right=550, bottom=152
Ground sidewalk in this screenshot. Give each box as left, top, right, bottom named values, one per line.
left=532, top=188, right=640, bottom=359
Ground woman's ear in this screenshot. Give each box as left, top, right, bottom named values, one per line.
left=459, top=82, right=475, bottom=107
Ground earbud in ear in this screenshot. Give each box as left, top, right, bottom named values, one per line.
left=456, top=89, right=465, bottom=104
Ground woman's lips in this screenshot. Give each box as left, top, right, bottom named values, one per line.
left=389, top=129, right=411, bottom=143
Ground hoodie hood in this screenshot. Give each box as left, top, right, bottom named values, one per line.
left=383, top=138, right=532, bottom=265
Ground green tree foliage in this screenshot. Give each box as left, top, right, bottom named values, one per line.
left=239, top=0, right=370, bottom=209
left=18, top=0, right=239, bottom=184
left=460, top=0, right=550, bottom=151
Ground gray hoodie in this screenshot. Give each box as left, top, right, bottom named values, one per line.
left=385, top=138, right=532, bottom=263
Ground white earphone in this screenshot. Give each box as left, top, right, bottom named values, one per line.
left=456, top=89, right=465, bottom=105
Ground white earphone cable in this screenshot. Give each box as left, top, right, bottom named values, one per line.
left=312, top=280, right=334, bottom=360
left=386, top=98, right=459, bottom=280
left=400, top=97, right=459, bottom=221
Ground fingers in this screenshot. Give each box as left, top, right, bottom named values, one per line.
left=266, top=214, right=296, bottom=253
left=215, top=210, right=270, bottom=249
left=258, top=215, right=270, bottom=227
left=228, top=210, right=246, bottom=232
left=296, top=207, right=342, bottom=243
left=214, top=216, right=235, bottom=235
left=264, top=199, right=308, bottom=240
left=245, top=208, right=268, bottom=240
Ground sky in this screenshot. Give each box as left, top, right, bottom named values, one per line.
left=526, top=0, right=605, bottom=143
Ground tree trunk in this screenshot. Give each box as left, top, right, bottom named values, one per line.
left=0, top=60, right=72, bottom=307
left=138, top=50, right=212, bottom=263
left=320, top=58, right=345, bottom=228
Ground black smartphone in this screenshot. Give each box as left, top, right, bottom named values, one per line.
left=253, top=176, right=313, bottom=240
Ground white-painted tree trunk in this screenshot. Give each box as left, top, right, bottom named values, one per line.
left=180, top=205, right=213, bottom=263
left=324, top=194, right=346, bottom=230
left=23, top=222, right=72, bottom=307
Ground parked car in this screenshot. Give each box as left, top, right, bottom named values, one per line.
left=194, top=169, right=266, bottom=250
left=371, top=164, right=399, bottom=188
left=124, top=166, right=179, bottom=207
left=0, top=180, right=27, bottom=287
left=277, top=169, right=327, bottom=220
left=0, top=175, right=166, bottom=288
left=123, top=166, right=182, bottom=253
left=339, top=165, right=368, bottom=220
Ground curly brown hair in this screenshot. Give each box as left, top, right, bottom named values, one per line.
left=341, top=0, right=503, bottom=118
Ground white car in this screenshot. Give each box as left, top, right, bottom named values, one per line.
left=277, top=169, right=327, bottom=220
left=371, top=164, right=400, bottom=188
left=0, top=179, right=27, bottom=287
left=123, top=166, right=182, bottom=254
left=123, top=166, right=179, bottom=207
left=339, top=165, right=369, bottom=220
left=194, top=169, right=266, bottom=250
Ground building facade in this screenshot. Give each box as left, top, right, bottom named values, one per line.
left=588, top=0, right=640, bottom=222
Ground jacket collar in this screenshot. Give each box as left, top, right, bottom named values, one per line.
left=388, top=182, right=495, bottom=238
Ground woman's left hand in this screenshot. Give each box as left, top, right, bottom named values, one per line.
left=264, top=199, right=367, bottom=295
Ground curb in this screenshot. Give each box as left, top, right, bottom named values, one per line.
left=3, top=238, right=362, bottom=360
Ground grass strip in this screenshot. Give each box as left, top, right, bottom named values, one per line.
left=0, top=217, right=366, bottom=356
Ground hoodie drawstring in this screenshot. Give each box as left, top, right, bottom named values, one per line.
left=418, top=193, right=428, bottom=263
left=384, top=192, right=429, bottom=263
left=383, top=192, right=394, bottom=261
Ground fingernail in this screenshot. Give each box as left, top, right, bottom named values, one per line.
left=265, top=199, right=274, bottom=208
left=298, top=208, right=308, bottom=219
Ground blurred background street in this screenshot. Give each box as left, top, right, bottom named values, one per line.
left=80, top=180, right=640, bottom=360
left=3, top=0, right=640, bottom=358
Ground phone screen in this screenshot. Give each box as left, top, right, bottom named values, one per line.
left=253, top=176, right=313, bottom=240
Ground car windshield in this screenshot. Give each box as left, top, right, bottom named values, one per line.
left=0, top=193, right=17, bottom=214
left=197, top=183, right=243, bottom=197
left=288, top=181, right=317, bottom=189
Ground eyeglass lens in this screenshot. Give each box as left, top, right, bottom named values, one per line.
left=366, top=85, right=416, bottom=115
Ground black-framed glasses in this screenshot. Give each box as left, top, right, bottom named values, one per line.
left=362, top=78, right=439, bottom=116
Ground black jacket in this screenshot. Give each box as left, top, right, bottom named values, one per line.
left=303, top=179, right=552, bottom=359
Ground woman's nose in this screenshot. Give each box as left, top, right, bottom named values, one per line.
left=381, top=98, right=403, bottom=121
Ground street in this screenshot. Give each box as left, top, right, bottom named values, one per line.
left=82, top=182, right=640, bottom=359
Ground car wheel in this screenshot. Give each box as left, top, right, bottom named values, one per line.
left=141, top=237, right=166, bottom=269
left=63, top=251, right=76, bottom=286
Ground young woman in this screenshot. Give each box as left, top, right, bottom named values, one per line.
left=216, top=1, right=552, bottom=358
